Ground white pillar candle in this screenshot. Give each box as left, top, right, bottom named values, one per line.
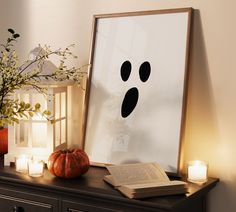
left=188, top=160, right=208, bottom=183
left=16, top=155, right=29, bottom=173
left=28, top=160, right=44, bottom=177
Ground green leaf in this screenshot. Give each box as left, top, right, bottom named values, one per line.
left=28, top=111, right=34, bottom=117
left=25, top=103, right=31, bottom=109
left=11, top=117, right=19, bottom=124
left=34, top=103, right=41, bottom=110
left=13, top=33, right=20, bottom=38
left=43, top=110, right=51, bottom=116
left=50, top=120, right=56, bottom=124
left=8, top=28, right=15, bottom=34
left=20, top=101, right=26, bottom=108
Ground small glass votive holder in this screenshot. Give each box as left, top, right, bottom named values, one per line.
left=15, top=155, right=30, bottom=173
left=28, top=159, right=44, bottom=177
left=187, top=160, right=208, bottom=184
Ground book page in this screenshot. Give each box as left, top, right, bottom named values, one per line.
left=121, top=180, right=187, bottom=192
left=103, top=175, right=115, bottom=186
left=118, top=186, right=187, bottom=199
left=106, top=163, right=169, bottom=186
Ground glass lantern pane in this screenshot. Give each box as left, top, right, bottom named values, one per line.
left=32, top=113, right=47, bottom=121
left=55, top=121, right=61, bottom=147
left=15, top=122, right=29, bottom=147
left=32, top=122, right=47, bottom=148
left=61, top=92, right=66, bottom=118
left=61, top=119, right=66, bottom=144
left=55, top=93, right=60, bottom=119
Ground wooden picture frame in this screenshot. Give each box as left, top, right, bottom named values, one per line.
left=82, top=8, right=192, bottom=175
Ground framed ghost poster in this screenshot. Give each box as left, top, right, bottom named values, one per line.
left=82, top=8, right=192, bottom=175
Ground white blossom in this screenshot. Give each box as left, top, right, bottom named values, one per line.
left=0, top=29, right=87, bottom=126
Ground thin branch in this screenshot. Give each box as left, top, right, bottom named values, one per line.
left=18, top=50, right=59, bottom=74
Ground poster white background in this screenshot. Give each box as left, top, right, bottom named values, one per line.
left=85, top=11, right=189, bottom=173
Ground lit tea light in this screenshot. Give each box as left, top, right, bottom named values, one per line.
left=28, top=160, right=44, bottom=177
left=16, top=155, right=29, bottom=173
left=188, top=160, right=208, bottom=183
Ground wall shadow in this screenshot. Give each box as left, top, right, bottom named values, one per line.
left=183, top=9, right=233, bottom=212
left=183, top=10, right=220, bottom=172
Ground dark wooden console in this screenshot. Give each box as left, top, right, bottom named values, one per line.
left=0, top=166, right=218, bottom=212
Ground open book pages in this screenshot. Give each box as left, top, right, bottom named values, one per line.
left=118, top=186, right=187, bottom=199
left=119, top=180, right=187, bottom=192
left=119, top=180, right=187, bottom=193
left=104, top=163, right=188, bottom=199
left=103, top=175, right=117, bottom=186
left=106, top=163, right=169, bottom=187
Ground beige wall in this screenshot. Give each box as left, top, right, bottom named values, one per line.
left=1, top=0, right=236, bottom=211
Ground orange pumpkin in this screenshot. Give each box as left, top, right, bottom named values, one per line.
left=48, top=149, right=90, bottom=179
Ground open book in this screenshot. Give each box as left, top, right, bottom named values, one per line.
left=104, top=163, right=187, bottom=199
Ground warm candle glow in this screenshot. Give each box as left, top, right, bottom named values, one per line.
left=188, top=160, right=208, bottom=183
left=28, top=160, right=44, bottom=177
left=16, top=155, right=29, bottom=173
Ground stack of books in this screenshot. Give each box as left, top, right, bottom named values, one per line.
left=104, top=163, right=187, bottom=199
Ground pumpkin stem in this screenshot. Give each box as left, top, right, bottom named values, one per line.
left=62, top=149, right=73, bottom=154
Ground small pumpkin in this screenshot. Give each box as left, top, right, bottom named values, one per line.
left=48, top=149, right=90, bottom=179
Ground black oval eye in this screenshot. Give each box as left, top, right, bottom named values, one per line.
left=120, top=60, right=131, bottom=82
left=139, top=61, right=151, bottom=82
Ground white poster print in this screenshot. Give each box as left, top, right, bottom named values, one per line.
left=84, top=8, right=192, bottom=174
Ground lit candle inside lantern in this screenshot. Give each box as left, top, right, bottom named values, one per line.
left=16, top=155, right=29, bottom=173
left=28, top=160, right=44, bottom=177
left=188, top=160, right=208, bottom=183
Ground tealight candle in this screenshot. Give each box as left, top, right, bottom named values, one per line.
left=16, top=155, right=29, bottom=173
left=188, top=160, right=208, bottom=183
left=28, top=160, right=44, bottom=177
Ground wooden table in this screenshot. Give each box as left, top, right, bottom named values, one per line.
left=0, top=165, right=218, bottom=212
